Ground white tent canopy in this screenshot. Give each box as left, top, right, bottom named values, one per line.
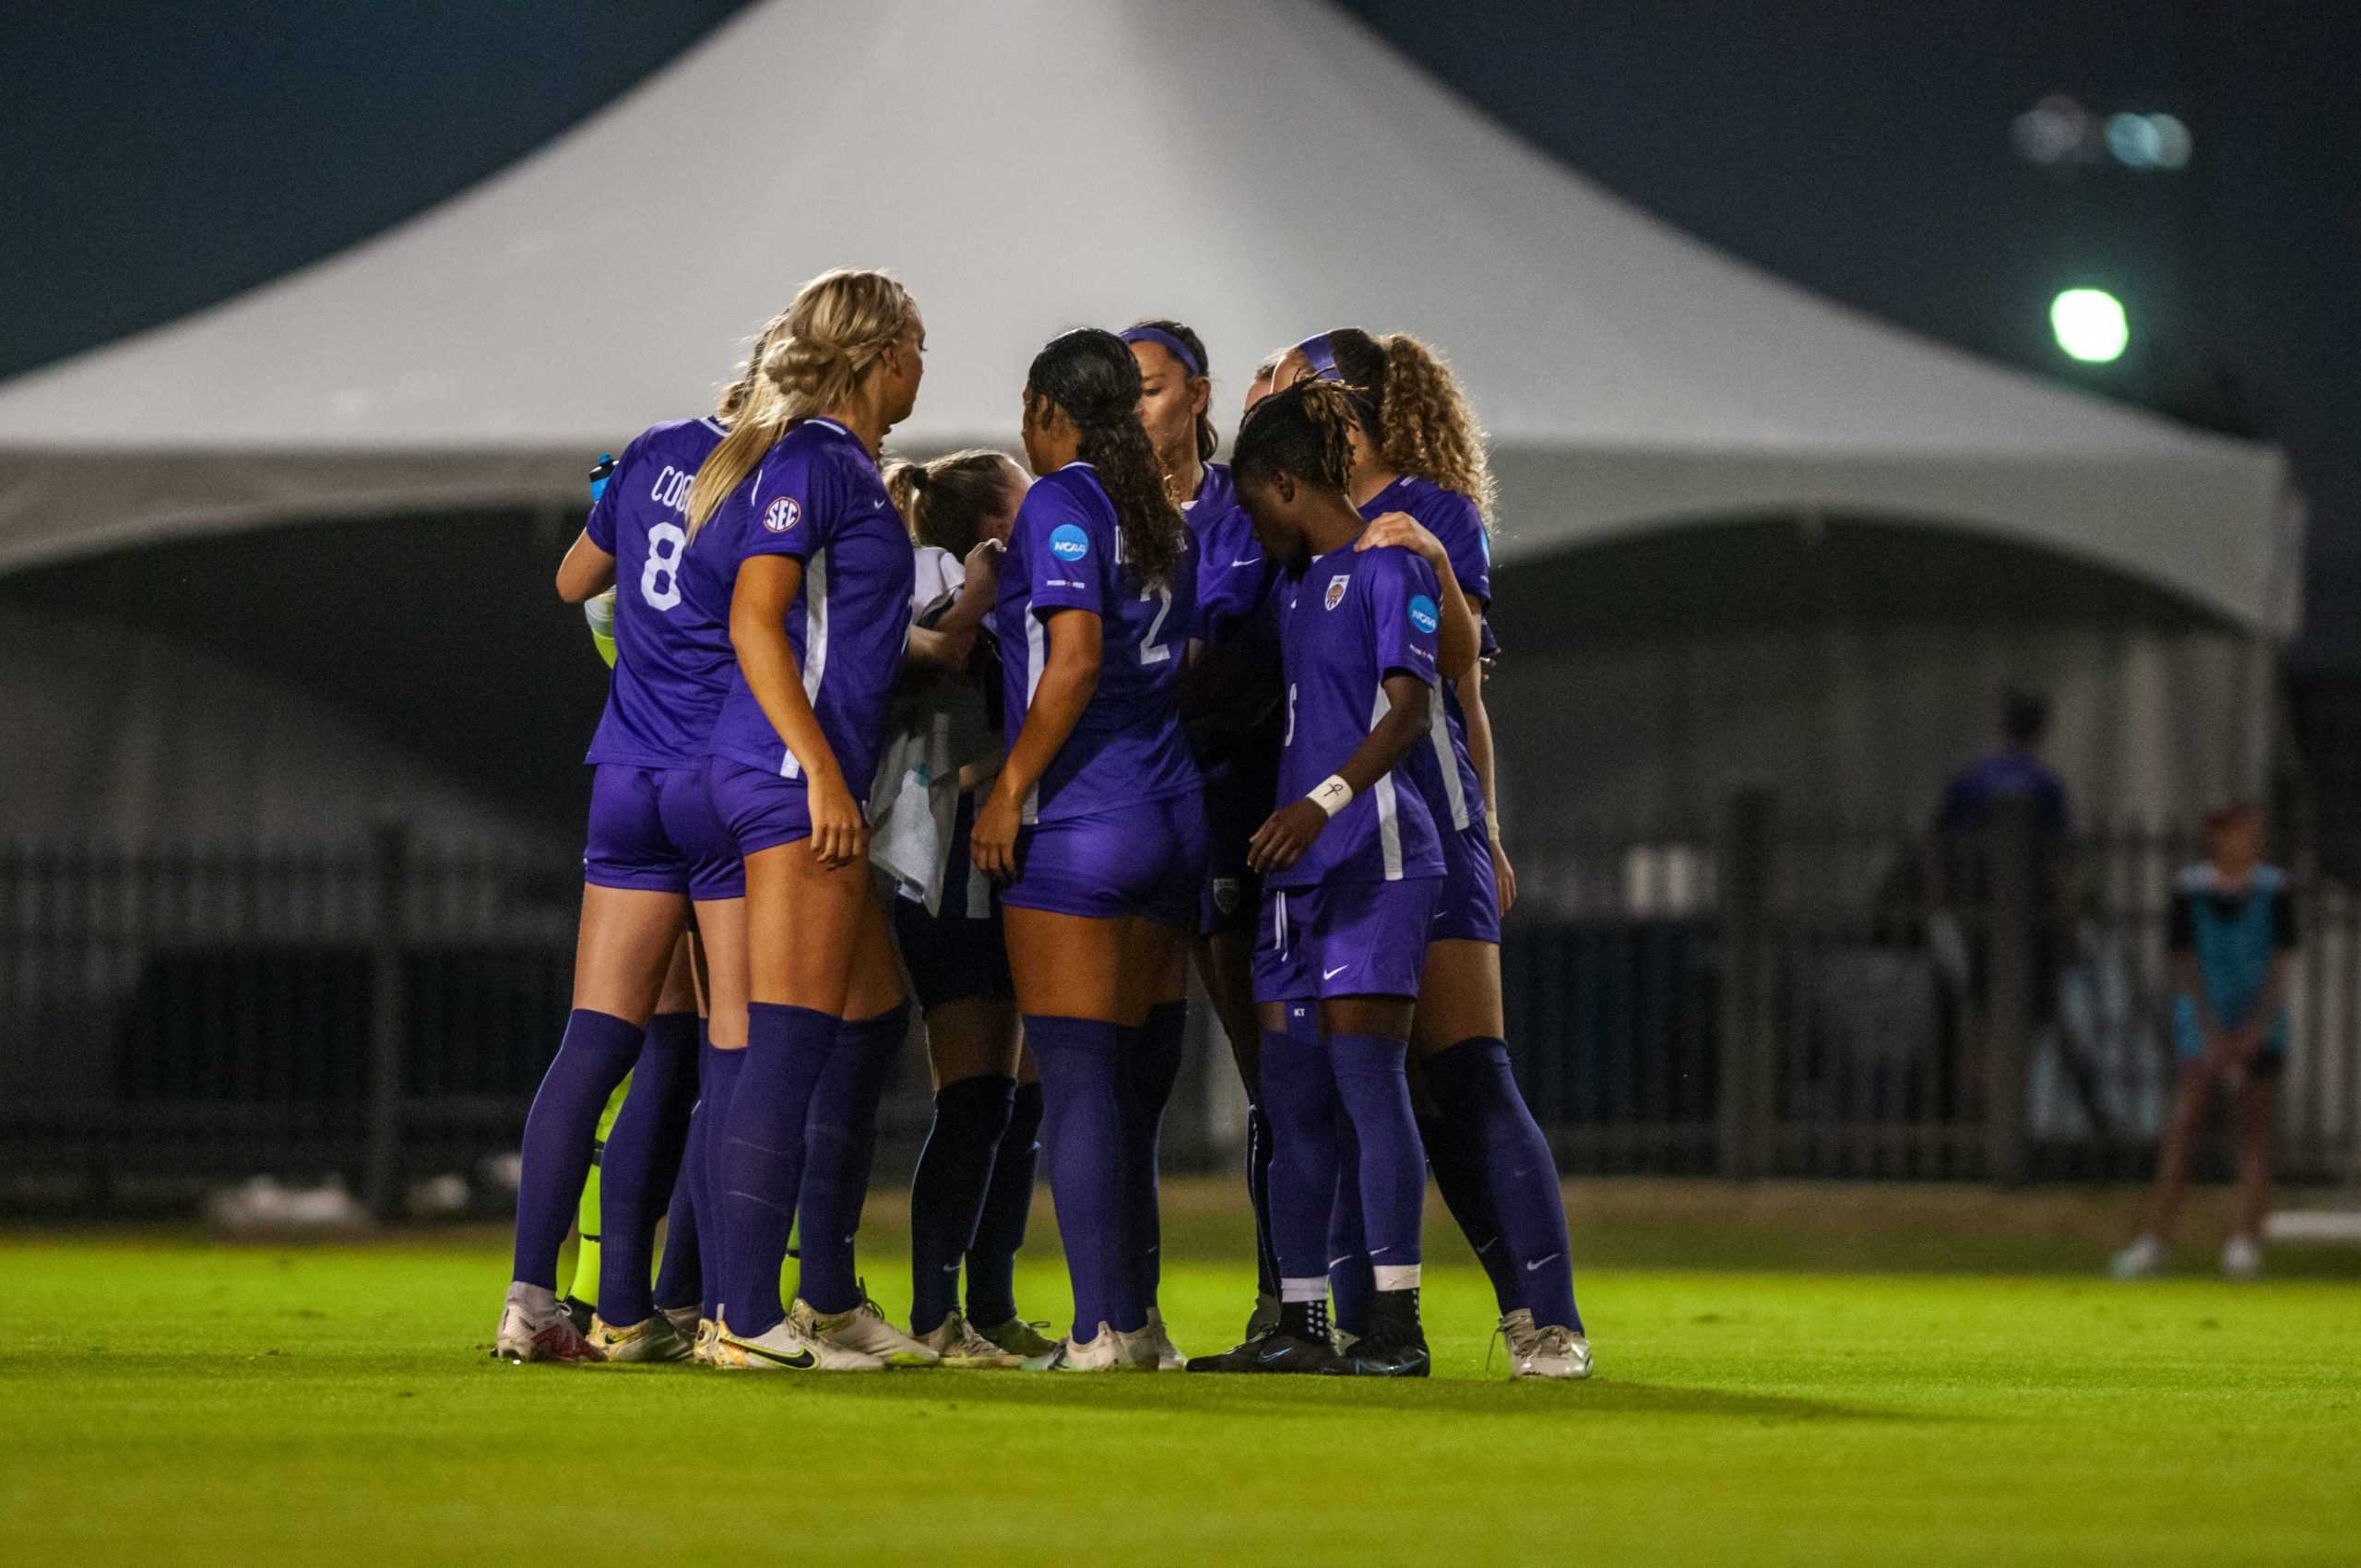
left=0, top=0, right=2295, bottom=631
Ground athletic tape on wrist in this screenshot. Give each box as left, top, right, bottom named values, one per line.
left=1308, top=775, right=1354, bottom=818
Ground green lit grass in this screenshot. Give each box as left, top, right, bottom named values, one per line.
left=4, top=1182, right=2357, bottom=1565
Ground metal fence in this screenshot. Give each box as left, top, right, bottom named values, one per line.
left=6, top=801, right=2358, bottom=1216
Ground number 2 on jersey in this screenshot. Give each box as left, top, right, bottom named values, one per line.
left=1139, top=584, right=1174, bottom=665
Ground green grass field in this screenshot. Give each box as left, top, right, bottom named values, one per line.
left=6, top=1181, right=2358, bottom=1566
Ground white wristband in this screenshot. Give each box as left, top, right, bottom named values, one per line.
left=1308, top=775, right=1354, bottom=818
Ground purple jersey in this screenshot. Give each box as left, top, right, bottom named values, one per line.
left=1361, top=475, right=1489, bottom=837
left=995, top=464, right=1200, bottom=824
left=1267, top=541, right=1444, bottom=889
left=706, top=419, right=915, bottom=801
left=1188, top=462, right=1279, bottom=649
left=583, top=417, right=733, bottom=767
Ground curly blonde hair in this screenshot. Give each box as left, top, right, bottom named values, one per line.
left=684, top=268, right=919, bottom=540
left=1325, top=328, right=1497, bottom=529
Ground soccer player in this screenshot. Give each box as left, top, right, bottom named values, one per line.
left=492, top=335, right=767, bottom=1366
left=2114, top=803, right=2296, bottom=1280
left=1187, top=379, right=1446, bottom=1376
left=1125, top=318, right=1289, bottom=1341
left=970, top=327, right=1201, bottom=1372
left=694, top=267, right=932, bottom=1372
left=873, top=448, right=1054, bottom=1367
left=1269, top=328, right=1591, bottom=1379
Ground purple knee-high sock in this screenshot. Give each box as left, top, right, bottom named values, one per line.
left=1327, top=1033, right=1425, bottom=1289
left=1258, top=1006, right=1341, bottom=1308
left=909, top=1073, right=1015, bottom=1335
left=697, top=1041, right=745, bottom=1323
left=716, top=1003, right=837, bottom=1338
left=1420, top=1111, right=1516, bottom=1313
left=653, top=1097, right=704, bottom=1314
left=1424, top=1037, right=1581, bottom=1332
left=1325, top=1107, right=1375, bottom=1336
left=1246, top=1100, right=1280, bottom=1299
left=510, top=1008, right=645, bottom=1289
left=1025, top=1015, right=1139, bottom=1338
left=966, top=1079, right=1041, bottom=1327
left=1121, top=1000, right=1187, bottom=1312
left=596, top=1012, right=701, bottom=1325
left=795, top=1003, right=908, bottom=1314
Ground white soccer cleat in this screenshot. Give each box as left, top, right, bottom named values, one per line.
left=793, top=1294, right=941, bottom=1368
left=713, top=1316, right=884, bottom=1372
left=493, top=1288, right=602, bottom=1364
left=915, top=1310, right=1026, bottom=1369
left=1497, top=1307, right=1541, bottom=1363
left=1022, top=1322, right=1157, bottom=1372
left=2110, top=1234, right=2165, bottom=1279
left=587, top=1313, right=693, bottom=1364
left=691, top=1317, right=720, bottom=1368
left=2222, top=1235, right=2263, bottom=1279
left=1513, top=1324, right=1593, bottom=1382
left=1141, top=1308, right=1186, bottom=1372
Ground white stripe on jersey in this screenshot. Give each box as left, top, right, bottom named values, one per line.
left=1427, top=695, right=1469, bottom=832
left=780, top=548, right=831, bottom=779
left=1370, top=686, right=1404, bottom=881
left=1020, top=605, right=1047, bottom=826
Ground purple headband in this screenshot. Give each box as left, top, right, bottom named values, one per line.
left=1294, top=333, right=1344, bottom=382
left=1119, top=325, right=1203, bottom=379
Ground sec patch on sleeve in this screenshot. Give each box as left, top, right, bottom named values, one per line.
left=764, top=496, right=802, bottom=534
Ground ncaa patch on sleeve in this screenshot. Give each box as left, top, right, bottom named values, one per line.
left=764, top=496, right=802, bottom=533
left=1408, top=594, right=1440, bottom=635
left=1049, top=523, right=1090, bottom=562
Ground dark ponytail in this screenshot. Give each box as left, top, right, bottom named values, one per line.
left=1233, top=380, right=1360, bottom=493
left=1026, top=328, right=1183, bottom=588
left=1127, top=317, right=1217, bottom=465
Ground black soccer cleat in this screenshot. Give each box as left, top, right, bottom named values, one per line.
left=1343, top=1288, right=1430, bottom=1377
left=1185, top=1329, right=1353, bottom=1375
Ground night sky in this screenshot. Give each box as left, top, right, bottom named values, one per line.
left=4, top=0, right=2354, bottom=659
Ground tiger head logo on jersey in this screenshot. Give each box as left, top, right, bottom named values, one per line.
left=1323, top=574, right=1350, bottom=611
left=764, top=496, right=801, bottom=534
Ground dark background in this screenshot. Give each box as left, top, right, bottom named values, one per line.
left=4, top=0, right=2354, bottom=661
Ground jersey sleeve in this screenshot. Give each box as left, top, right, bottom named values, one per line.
left=1015, top=477, right=1111, bottom=620
left=1366, top=549, right=1442, bottom=689
left=1414, top=489, right=1498, bottom=660
left=739, top=441, right=833, bottom=564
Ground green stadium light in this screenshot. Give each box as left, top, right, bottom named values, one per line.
left=2050, top=288, right=2129, bottom=363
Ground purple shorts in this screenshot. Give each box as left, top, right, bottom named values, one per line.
left=1430, top=814, right=1502, bottom=945
left=1252, top=877, right=1442, bottom=1004
left=706, top=757, right=813, bottom=858
left=1003, top=790, right=1206, bottom=930
left=583, top=764, right=745, bottom=902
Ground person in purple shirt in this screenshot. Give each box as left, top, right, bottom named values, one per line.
left=677, top=268, right=931, bottom=1374
left=1184, top=378, right=1444, bottom=1377
left=493, top=325, right=778, bottom=1366
left=970, top=327, right=1203, bottom=1371
left=1125, top=318, right=1290, bottom=1338
left=1264, top=327, right=1590, bottom=1381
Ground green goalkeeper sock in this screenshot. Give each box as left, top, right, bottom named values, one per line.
left=564, top=1073, right=633, bottom=1313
